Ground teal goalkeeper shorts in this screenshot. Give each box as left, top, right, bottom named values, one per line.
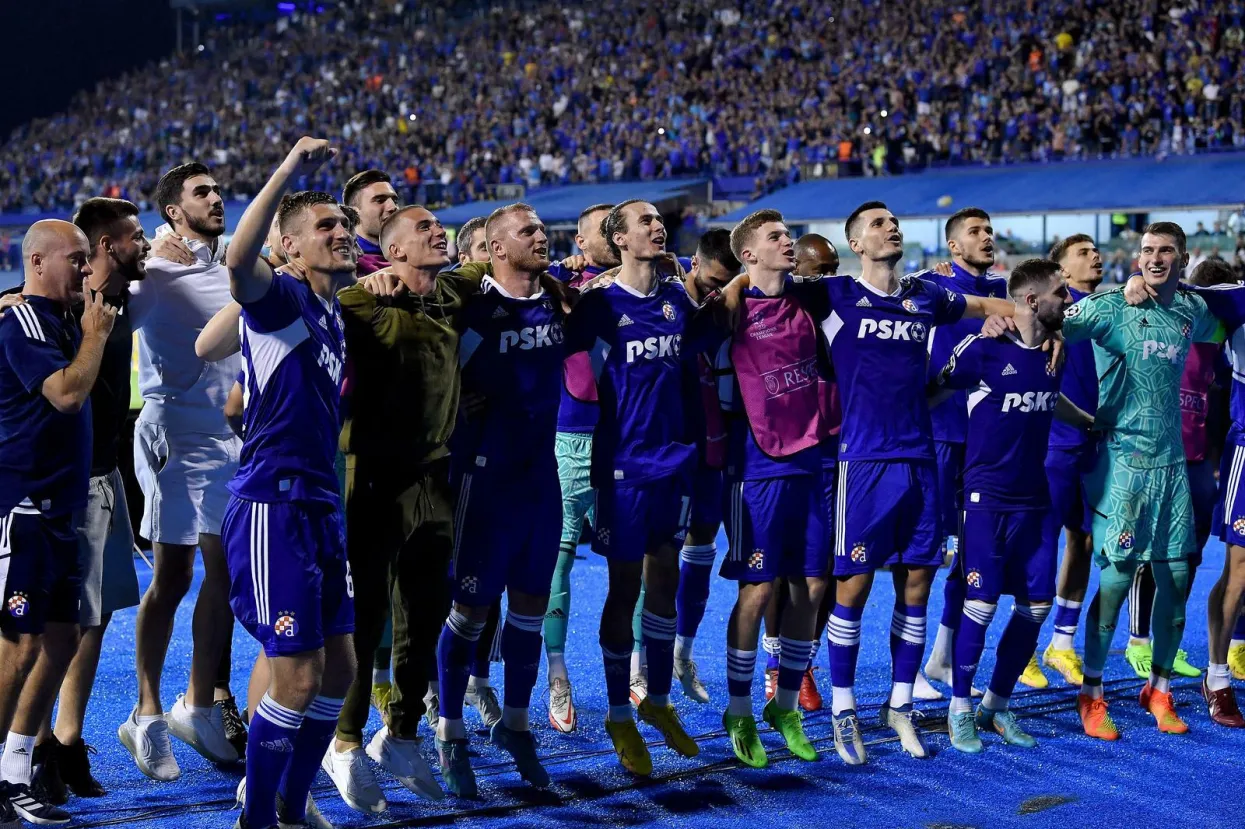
left=1085, top=449, right=1195, bottom=567
left=555, top=432, right=595, bottom=546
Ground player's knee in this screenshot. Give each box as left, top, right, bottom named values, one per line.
left=5, top=634, right=43, bottom=675
left=963, top=599, right=998, bottom=626
left=451, top=601, right=492, bottom=622
left=152, top=556, right=195, bottom=599
left=1017, top=602, right=1052, bottom=624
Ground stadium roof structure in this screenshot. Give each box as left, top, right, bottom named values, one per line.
left=434, top=178, right=709, bottom=227
left=715, top=152, right=1245, bottom=223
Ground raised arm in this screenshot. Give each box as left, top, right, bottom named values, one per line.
left=195, top=301, right=242, bottom=362
left=225, top=136, right=338, bottom=303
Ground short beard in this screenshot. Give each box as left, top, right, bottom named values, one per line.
left=185, top=213, right=224, bottom=239
left=964, top=252, right=994, bottom=270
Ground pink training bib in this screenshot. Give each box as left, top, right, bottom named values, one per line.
left=1181, top=341, right=1219, bottom=463
left=730, top=294, right=831, bottom=458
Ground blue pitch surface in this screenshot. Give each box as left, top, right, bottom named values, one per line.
left=74, top=531, right=1243, bottom=829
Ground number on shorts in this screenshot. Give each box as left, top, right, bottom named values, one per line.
left=345, top=561, right=355, bottom=599
left=678, top=495, right=692, bottom=530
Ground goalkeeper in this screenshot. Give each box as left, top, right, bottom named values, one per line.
left=1062, top=222, right=1222, bottom=741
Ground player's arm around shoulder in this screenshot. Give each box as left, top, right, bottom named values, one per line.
left=926, top=333, right=982, bottom=405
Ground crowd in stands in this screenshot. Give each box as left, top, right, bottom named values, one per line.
left=3, top=0, right=1245, bottom=214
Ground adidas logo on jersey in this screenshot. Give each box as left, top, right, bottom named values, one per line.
left=618, top=314, right=634, bottom=327
left=492, top=306, right=509, bottom=319
left=318, top=315, right=329, bottom=330
left=1002, top=363, right=1018, bottom=376
left=856, top=296, right=872, bottom=308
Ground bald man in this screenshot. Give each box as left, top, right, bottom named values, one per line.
left=0, top=220, right=115, bottom=824
left=794, top=233, right=840, bottom=278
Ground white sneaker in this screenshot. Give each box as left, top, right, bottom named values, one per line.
left=236, top=777, right=335, bottom=829
left=674, top=658, right=710, bottom=703
left=321, top=745, right=387, bottom=814
left=118, top=707, right=181, bottom=781
left=913, top=672, right=944, bottom=701
left=548, top=678, right=577, bottom=734
left=629, top=671, right=648, bottom=706
left=881, top=704, right=929, bottom=759
left=366, top=727, right=444, bottom=802
left=166, top=695, right=239, bottom=764
left=464, top=684, right=503, bottom=730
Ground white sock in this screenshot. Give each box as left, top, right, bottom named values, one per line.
left=437, top=717, right=466, bottom=741
left=888, top=681, right=914, bottom=709
left=674, top=635, right=694, bottom=662
left=1050, top=632, right=1075, bottom=650
left=136, top=712, right=163, bottom=727
left=426, top=680, right=440, bottom=698
left=809, top=638, right=821, bottom=666
left=762, top=635, right=781, bottom=658
left=727, top=695, right=752, bottom=717
left=183, top=700, right=211, bottom=717
left=1207, top=663, right=1231, bottom=691
left=372, top=667, right=391, bottom=685
left=930, top=624, right=954, bottom=668
left=630, top=649, right=644, bottom=676
left=1149, top=671, right=1171, bottom=693
left=980, top=689, right=1008, bottom=712
left=1, top=733, right=35, bottom=786
left=548, top=651, right=568, bottom=682
left=501, top=705, right=529, bottom=731
left=831, top=686, right=856, bottom=716
left=467, top=675, right=489, bottom=692
left=607, top=704, right=633, bottom=723
left=647, top=693, right=670, bottom=707
left=949, top=696, right=972, bottom=715
left=1128, top=636, right=1149, bottom=647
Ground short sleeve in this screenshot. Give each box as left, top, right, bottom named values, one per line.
left=0, top=311, right=71, bottom=394
left=788, top=276, right=831, bottom=321
left=241, top=273, right=303, bottom=333
left=927, top=280, right=967, bottom=326
left=564, top=289, right=605, bottom=355
left=933, top=334, right=982, bottom=391
left=1192, top=295, right=1226, bottom=344
left=1060, top=293, right=1113, bottom=344
left=1189, top=284, right=1245, bottom=332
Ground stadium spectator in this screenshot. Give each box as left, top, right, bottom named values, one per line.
left=3, top=0, right=1245, bottom=213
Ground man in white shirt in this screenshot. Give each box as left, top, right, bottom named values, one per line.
left=118, top=162, right=242, bottom=781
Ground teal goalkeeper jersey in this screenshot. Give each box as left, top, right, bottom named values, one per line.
left=1061, top=287, right=1222, bottom=468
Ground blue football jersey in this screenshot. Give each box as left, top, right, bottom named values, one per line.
left=923, top=264, right=1009, bottom=444
left=230, top=274, right=346, bottom=506
left=456, top=276, right=565, bottom=469
left=1190, top=282, right=1245, bottom=447
left=0, top=297, right=92, bottom=516
left=796, top=274, right=966, bottom=461
left=1048, top=287, right=1100, bottom=450
left=935, top=333, right=1065, bottom=510
left=564, top=277, right=707, bottom=487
